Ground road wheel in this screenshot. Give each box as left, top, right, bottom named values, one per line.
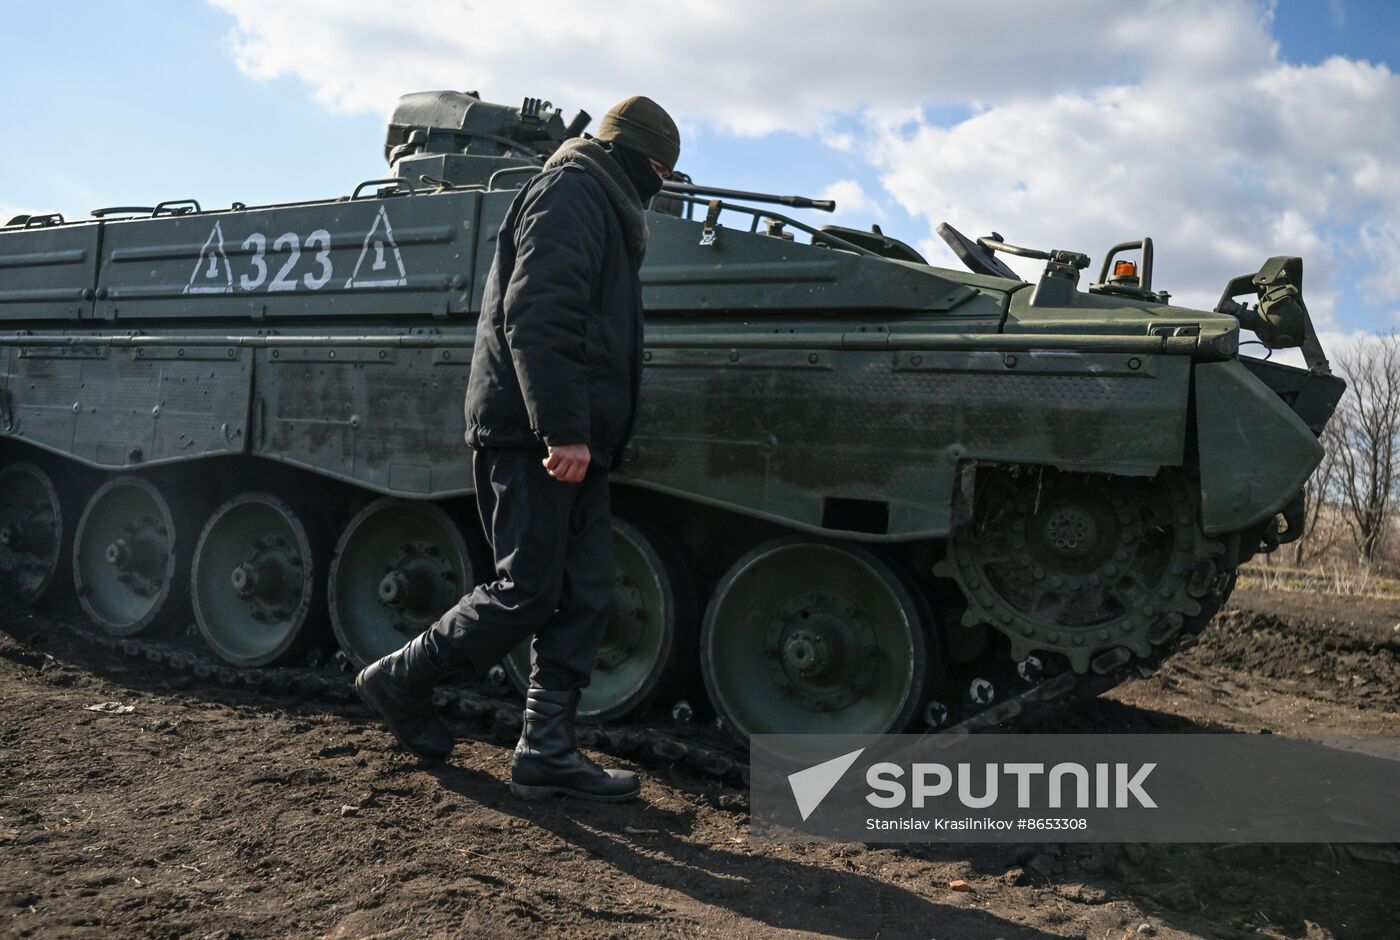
left=328, top=498, right=473, bottom=667
left=702, top=537, right=929, bottom=746
left=503, top=519, right=695, bottom=723
left=73, top=476, right=196, bottom=636
left=0, top=462, right=69, bottom=606
left=192, top=492, right=326, bottom=667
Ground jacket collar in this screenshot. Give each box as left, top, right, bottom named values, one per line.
left=543, top=138, right=648, bottom=263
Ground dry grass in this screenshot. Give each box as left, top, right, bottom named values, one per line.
left=1239, top=561, right=1400, bottom=599
left=1243, top=500, right=1400, bottom=598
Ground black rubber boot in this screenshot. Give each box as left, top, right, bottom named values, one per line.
left=355, top=633, right=454, bottom=760
left=510, top=688, right=640, bottom=802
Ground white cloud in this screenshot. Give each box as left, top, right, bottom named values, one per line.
left=205, top=0, right=1400, bottom=331
left=1357, top=220, right=1400, bottom=307
left=1265, top=329, right=1383, bottom=370
left=819, top=129, right=856, bottom=153
left=871, top=48, right=1400, bottom=329
left=818, top=180, right=883, bottom=223
left=206, top=0, right=1270, bottom=133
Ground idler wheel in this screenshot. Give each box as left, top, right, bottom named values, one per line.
left=192, top=493, right=326, bottom=667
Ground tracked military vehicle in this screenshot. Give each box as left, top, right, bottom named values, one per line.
left=0, top=91, right=1344, bottom=748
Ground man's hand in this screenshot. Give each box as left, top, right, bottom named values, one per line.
left=543, top=443, right=590, bottom=483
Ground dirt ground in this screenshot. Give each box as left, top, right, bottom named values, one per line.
left=1, top=586, right=1397, bottom=940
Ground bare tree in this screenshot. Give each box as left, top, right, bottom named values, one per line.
left=1293, top=419, right=1342, bottom=565
left=1333, top=334, right=1400, bottom=565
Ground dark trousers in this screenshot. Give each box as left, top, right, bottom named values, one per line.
left=421, top=447, right=614, bottom=691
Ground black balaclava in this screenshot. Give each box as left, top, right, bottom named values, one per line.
left=605, top=141, right=664, bottom=204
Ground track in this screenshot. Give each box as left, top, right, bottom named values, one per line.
left=43, top=609, right=751, bottom=785
left=2, top=443, right=1241, bottom=775
left=6, top=584, right=1228, bottom=788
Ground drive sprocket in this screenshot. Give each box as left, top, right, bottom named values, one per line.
left=936, top=467, right=1222, bottom=673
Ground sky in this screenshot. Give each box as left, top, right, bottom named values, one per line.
left=2, top=0, right=1399, bottom=341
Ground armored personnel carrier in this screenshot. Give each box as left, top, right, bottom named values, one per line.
left=0, top=91, right=1343, bottom=744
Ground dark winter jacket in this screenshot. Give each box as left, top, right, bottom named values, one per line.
left=464, top=140, right=646, bottom=471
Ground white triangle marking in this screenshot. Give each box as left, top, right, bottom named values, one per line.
left=184, top=221, right=233, bottom=294
left=344, top=204, right=408, bottom=288
left=788, top=747, right=866, bottom=822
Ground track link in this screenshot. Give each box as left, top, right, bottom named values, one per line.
left=51, top=617, right=752, bottom=786
left=6, top=579, right=1228, bottom=788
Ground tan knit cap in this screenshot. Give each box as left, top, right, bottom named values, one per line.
left=594, top=96, right=681, bottom=171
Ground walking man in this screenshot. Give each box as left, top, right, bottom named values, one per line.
left=356, top=96, right=680, bottom=802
